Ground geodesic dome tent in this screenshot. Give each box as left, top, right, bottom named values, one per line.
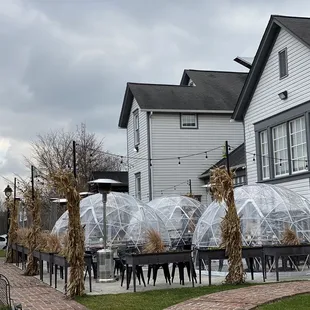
left=193, top=184, right=310, bottom=248
left=52, top=192, right=171, bottom=249
left=148, top=195, right=206, bottom=247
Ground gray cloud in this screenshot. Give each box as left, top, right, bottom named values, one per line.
left=1, top=0, right=310, bottom=190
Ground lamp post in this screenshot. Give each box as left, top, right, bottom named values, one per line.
left=88, top=178, right=120, bottom=283
left=4, top=185, right=13, bottom=241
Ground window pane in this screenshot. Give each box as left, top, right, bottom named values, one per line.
left=260, top=130, right=269, bottom=179
left=279, top=49, right=288, bottom=78
left=272, top=123, right=289, bottom=177
left=181, top=114, right=197, bottom=128
left=289, top=116, right=307, bottom=173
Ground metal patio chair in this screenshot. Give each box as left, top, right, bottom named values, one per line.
left=0, top=274, right=22, bottom=310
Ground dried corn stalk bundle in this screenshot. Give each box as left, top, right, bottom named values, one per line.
left=23, top=187, right=42, bottom=276
left=281, top=227, right=300, bottom=245
left=16, top=228, right=31, bottom=247
left=50, top=170, right=84, bottom=297
left=210, top=166, right=245, bottom=284
left=143, top=229, right=165, bottom=253
left=6, top=198, right=18, bottom=263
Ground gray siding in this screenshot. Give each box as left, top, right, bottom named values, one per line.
left=244, top=28, right=310, bottom=200
left=150, top=113, right=244, bottom=205
left=127, top=98, right=149, bottom=202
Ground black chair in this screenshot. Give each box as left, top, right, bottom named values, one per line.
left=0, top=274, right=22, bottom=309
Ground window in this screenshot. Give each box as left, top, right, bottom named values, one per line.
left=260, top=130, right=270, bottom=179
left=133, top=110, right=139, bottom=146
left=278, top=48, right=288, bottom=79
left=289, top=116, right=307, bottom=172
left=181, top=114, right=198, bottom=128
left=135, top=173, right=141, bottom=200
left=272, top=123, right=289, bottom=177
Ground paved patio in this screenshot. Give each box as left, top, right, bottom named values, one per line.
left=166, top=281, right=310, bottom=310
left=0, top=261, right=87, bottom=310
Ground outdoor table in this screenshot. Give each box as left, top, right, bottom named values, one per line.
left=197, top=247, right=265, bottom=285
left=125, top=251, right=194, bottom=292
left=263, top=244, right=310, bottom=281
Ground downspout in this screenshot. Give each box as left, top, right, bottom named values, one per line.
left=147, top=111, right=153, bottom=201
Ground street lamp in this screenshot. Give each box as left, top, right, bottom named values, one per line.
left=88, top=178, right=120, bottom=283
left=3, top=185, right=13, bottom=240
left=4, top=185, right=12, bottom=200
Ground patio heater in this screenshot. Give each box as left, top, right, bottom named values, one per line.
left=88, top=178, right=120, bottom=283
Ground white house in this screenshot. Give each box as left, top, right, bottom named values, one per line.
left=233, top=15, right=310, bottom=200
left=118, top=70, right=246, bottom=204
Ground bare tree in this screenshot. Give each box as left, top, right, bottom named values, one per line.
left=25, top=123, right=123, bottom=191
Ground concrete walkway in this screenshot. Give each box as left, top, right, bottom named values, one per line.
left=166, top=281, right=310, bottom=310
left=0, top=261, right=87, bottom=310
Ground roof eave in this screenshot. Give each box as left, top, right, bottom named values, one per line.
left=141, top=108, right=234, bottom=114
left=180, top=70, right=190, bottom=85
left=232, top=16, right=280, bottom=121
left=118, top=84, right=133, bottom=129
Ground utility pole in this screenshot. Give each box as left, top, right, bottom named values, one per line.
left=73, top=140, right=77, bottom=178
left=31, top=165, right=35, bottom=201
left=225, top=141, right=230, bottom=175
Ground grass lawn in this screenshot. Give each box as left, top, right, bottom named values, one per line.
left=258, top=293, right=310, bottom=309
left=0, top=250, right=6, bottom=258
left=76, top=284, right=251, bottom=310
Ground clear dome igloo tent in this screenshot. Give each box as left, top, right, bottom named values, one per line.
left=52, top=192, right=171, bottom=249
left=148, top=195, right=206, bottom=247
left=193, top=184, right=310, bottom=248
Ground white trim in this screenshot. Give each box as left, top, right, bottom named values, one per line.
left=141, top=109, right=233, bottom=114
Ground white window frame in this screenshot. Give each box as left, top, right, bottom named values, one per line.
left=135, top=173, right=141, bottom=200
left=133, top=110, right=140, bottom=146
left=272, top=123, right=289, bottom=177
left=278, top=48, right=288, bottom=79
left=289, top=116, right=307, bottom=173
left=260, top=130, right=270, bottom=180
left=181, top=114, right=198, bottom=129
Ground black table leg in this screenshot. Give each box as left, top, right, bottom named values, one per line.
left=199, top=258, right=202, bottom=284
left=208, top=258, right=212, bottom=286
left=249, top=257, right=254, bottom=280
left=275, top=255, right=279, bottom=282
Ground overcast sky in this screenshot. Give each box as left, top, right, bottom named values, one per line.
left=0, top=0, right=309, bottom=192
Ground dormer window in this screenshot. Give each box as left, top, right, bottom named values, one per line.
left=278, top=48, right=288, bottom=79
left=188, top=79, right=196, bottom=87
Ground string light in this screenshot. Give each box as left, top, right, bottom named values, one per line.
left=253, top=154, right=256, bottom=162
left=120, top=156, right=123, bottom=164
left=205, top=152, right=208, bottom=159
left=279, top=159, right=282, bottom=167
left=178, top=157, right=181, bottom=165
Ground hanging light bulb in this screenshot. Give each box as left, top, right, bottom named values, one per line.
left=149, top=159, right=152, bottom=167
left=205, top=152, right=208, bottom=159
left=279, top=159, right=282, bottom=167
left=306, top=160, right=308, bottom=168
left=120, top=156, right=123, bottom=164
left=178, top=157, right=181, bottom=165
left=253, top=154, right=256, bottom=162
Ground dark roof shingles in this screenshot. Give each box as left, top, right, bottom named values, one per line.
left=129, top=71, right=247, bottom=112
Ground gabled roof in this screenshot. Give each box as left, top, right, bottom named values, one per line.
left=200, top=143, right=245, bottom=179
left=232, top=15, right=310, bottom=121
left=119, top=71, right=247, bottom=128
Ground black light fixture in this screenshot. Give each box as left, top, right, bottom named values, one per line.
left=134, top=146, right=139, bottom=152
left=4, top=185, right=12, bottom=199
left=278, top=90, right=288, bottom=100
